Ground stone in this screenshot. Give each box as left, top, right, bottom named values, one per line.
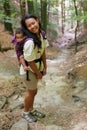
left=11, top=119, right=29, bottom=130
left=45, top=125, right=63, bottom=130
left=73, top=121, right=87, bottom=130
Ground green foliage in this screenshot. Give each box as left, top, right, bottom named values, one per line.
left=66, top=0, right=87, bottom=27
left=33, top=0, right=41, bottom=16
left=27, top=0, right=33, bottom=1
left=0, top=13, right=5, bottom=21
left=11, top=5, right=20, bottom=16
left=1, top=0, right=11, bottom=4
left=72, top=15, right=87, bottom=22
left=0, top=0, right=87, bottom=35
left=47, top=0, right=58, bottom=6
left=0, top=0, right=21, bottom=29
left=47, top=21, right=58, bottom=40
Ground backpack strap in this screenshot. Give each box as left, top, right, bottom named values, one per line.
left=34, top=57, right=42, bottom=71
left=26, top=57, right=42, bottom=81
left=41, top=30, right=47, bottom=39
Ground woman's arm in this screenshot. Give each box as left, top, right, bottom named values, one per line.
left=41, top=50, right=47, bottom=75
left=28, top=61, right=42, bottom=79
left=42, top=50, right=47, bottom=69
left=20, top=55, right=29, bottom=71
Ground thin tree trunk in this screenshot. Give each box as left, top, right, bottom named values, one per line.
left=73, top=0, right=79, bottom=52
left=61, top=0, right=65, bottom=34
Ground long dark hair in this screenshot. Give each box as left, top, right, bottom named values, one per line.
left=21, top=14, right=42, bottom=48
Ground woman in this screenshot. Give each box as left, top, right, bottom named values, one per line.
left=21, top=14, right=48, bottom=123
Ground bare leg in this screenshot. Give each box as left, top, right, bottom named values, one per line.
left=24, top=88, right=37, bottom=112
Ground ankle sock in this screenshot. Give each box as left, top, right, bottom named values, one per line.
left=23, top=111, right=30, bottom=114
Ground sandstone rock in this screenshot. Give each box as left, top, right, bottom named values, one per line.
left=11, top=119, right=29, bottom=130
left=45, top=125, right=63, bottom=130
left=68, top=61, right=87, bottom=80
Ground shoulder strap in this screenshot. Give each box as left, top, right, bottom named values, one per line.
left=24, top=38, right=36, bottom=49
left=41, top=30, right=47, bottom=39
left=24, top=37, right=33, bottom=43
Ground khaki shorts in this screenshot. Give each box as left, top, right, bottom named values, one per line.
left=21, top=71, right=38, bottom=90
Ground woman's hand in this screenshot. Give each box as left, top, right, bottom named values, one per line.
left=28, top=61, right=43, bottom=79
left=42, top=67, right=47, bottom=76
left=24, top=66, right=30, bottom=71
left=36, top=72, right=43, bottom=79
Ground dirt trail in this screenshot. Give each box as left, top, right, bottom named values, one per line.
left=0, top=48, right=87, bottom=130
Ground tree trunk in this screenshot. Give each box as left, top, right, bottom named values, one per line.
left=79, top=0, right=87, bottom=29
left=33, top=0, right=38, bottom=15
left=73, top=0, right=79, bottom=52
left=3, top=0, right=13, bottom=33
left=40, top=0, right=47, bottom=32
left=83, top=11, right=87, bottom=28
left=61, top=0, right=65, bottom=34
left=20, top=0, right=26, bottom=17
left=27, top=0, right=34, bottom=14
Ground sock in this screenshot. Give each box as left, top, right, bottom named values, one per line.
left=23, top=111, right=30, bottom=114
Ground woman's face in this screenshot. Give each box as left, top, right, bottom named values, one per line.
left=25, top=18, right=39, bottom=34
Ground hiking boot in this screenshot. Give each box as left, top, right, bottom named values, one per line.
left=22, top=112, right=37, bottom=123
left=31, top=110, right=45, bottom=118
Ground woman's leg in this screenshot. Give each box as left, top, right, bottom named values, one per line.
left=24, top=88, right=37, bottom=112
left=21, top=72, right=38, bottom=122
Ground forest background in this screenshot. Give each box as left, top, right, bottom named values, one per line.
left=0, top=0, right=87, bottom=52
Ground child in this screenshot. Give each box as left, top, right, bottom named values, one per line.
left=12, top=28, right=29, bottom=75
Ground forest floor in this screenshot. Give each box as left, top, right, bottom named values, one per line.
left=0, top=23, right=87, bottom=130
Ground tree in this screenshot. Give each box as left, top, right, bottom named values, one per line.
left=73, top=0, right=79, bottom=52
left=3, top=0, right=13, bottom=33
left=20, top=0, right=26, bottom=17
left=79, top=0, right=87, bottom=29
left=61, top=0, right=65, bottom=34
left=27, top=0, right=34, bottom=14
left=40, top=0, right=47, bottom=32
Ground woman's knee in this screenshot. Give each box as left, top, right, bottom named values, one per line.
left=33, top=89, right=37, bottom=96
left=27, top=89, right=37, bottom=97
